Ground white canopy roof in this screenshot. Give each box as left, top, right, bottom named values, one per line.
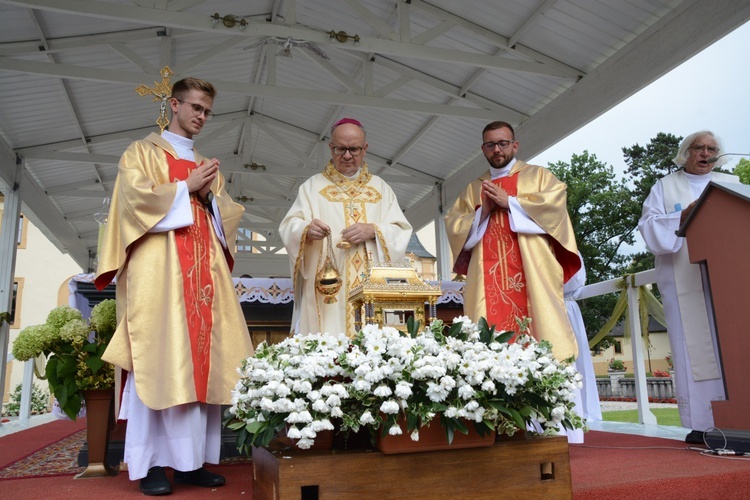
left=1, top=0, right=749, bottom=277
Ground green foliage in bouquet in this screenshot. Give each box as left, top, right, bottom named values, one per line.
left=12, top=300, right=117, bottom=420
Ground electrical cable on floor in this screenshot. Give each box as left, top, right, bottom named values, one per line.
left=572, top=444, right=690, bottom=450
left=697, top=427, right=750, bottom=459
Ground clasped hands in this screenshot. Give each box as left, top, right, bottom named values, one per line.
left=481, top=180, right=509, bottom=213
left=307, top=219, right=375, bottom=246
left=185, top=158, right=219, bottom=202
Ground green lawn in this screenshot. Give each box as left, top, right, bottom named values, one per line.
left=601, top=408, right=681, bottom=426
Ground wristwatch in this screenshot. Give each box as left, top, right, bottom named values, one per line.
left=202, top=190, right=214, bottom=205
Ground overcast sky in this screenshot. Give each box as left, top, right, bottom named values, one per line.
left=529, top=21, right=750, bottom=178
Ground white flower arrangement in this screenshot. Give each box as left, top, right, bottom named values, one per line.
left=225, top=316, right=584, bottom=453
left=225, top=332, right=351, bottom=454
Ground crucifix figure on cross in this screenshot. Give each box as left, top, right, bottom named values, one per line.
left=135, top=66, right=174, bottom=133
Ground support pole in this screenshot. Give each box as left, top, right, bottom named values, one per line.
left=627, top=275, right=657, bottom=425
left=0, top=153, right=23, bottom=417
left=18, top=359, right=34, bottom=420
left=434, top=183, right=452, bottom=282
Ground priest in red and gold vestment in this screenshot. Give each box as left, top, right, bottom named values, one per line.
left=95, top=78, right=254, bottom=495
left=445, top=121, right=580, bottom=361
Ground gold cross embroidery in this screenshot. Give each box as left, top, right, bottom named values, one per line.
left=136, top=66, right=174, bottom=133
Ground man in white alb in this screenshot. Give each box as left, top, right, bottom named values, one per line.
left=638, top=130, right=739, bottom=444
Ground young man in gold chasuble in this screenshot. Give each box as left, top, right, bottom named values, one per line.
left=95, top=77, right=254, bottom=495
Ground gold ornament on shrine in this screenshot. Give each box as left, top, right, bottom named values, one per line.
left=349, top=262, right=442, bottom=333
left=315, top=233, right=343, bottom=303
left=135, top=66, right=174, bottom=133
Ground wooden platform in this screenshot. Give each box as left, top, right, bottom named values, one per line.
left=252, top=434, right=572, bottom=499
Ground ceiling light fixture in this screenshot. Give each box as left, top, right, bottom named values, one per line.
left=328, top=30, right=360, bottom=46
left=244, top=162, right=267, bottom=171
left=211, top=13, right=247, bottom=29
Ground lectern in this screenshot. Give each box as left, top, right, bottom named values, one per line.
left=678, top=180, right=750, bottom=432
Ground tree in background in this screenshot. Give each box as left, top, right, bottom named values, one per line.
left=622, top=132, right=683, bottom=211
left=550, top=134, right=680, bottom=347
left=734, top=158, right=750, bottom=184
left=548, top=151, right=641, bottom=341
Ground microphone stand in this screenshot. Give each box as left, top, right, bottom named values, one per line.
left=706, top=152, right=750, bottom=163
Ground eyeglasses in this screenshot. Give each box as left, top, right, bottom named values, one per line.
left=176, top=99, right=215, bottom=120
left=331, top=145, right=364, bottom=156
left=481, top=140, right=515, bottom=151
left=689, top=145, right=719, bottom=154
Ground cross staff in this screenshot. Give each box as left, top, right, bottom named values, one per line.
left=135, top=66, right=174, bottom=133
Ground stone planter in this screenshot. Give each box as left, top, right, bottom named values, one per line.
left=607, top=370, right=627, bottom=397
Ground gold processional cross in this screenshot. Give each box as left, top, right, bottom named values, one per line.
left=135, top=66, right=174, bottom=133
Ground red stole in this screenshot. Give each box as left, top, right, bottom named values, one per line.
left=168, top=155, right=213, bottom=402
left=482, top=174, right=528, bottom=339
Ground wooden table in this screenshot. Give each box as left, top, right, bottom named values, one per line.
left=252, top=435, right=571, bottom=499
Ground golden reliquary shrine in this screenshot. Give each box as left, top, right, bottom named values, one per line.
left=348, top=262, right=442, bottom=332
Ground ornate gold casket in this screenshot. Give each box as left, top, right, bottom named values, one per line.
left=348, top=262, right=442, bottom=332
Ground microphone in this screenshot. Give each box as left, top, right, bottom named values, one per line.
left=706, top=152, right=750, bottom=163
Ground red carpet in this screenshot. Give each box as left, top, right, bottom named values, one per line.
left=570, top=431, right=750, bottom=499
left=2, top=421, right=750, bottom=498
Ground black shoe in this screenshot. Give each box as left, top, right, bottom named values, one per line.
left=173, top=467, right=226, bottom=488
left=685, top=430, right=705, bottom=444
left=139, top=466, right=172, bottom=496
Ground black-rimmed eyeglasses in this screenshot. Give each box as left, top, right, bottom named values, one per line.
left=481, top=140, right=514, bottom=151
left=331, top=145, right=364, bottom=156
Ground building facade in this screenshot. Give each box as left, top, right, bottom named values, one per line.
left=2, top=196, right=83, bottom=405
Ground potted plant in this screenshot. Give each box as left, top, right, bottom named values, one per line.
left=12, top=300, right=116, bottom=420
left=607, top=358, right=626, bottom=372
left=12, top=300, right=117, bottom=478
left=225, top=316, right=584, bottom=454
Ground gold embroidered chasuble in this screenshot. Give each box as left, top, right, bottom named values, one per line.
left=445, top=161, right=580, bottom=360
left=95, top=132, right=254, bottom=410
left=280, top=162, right=412, bottom=336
